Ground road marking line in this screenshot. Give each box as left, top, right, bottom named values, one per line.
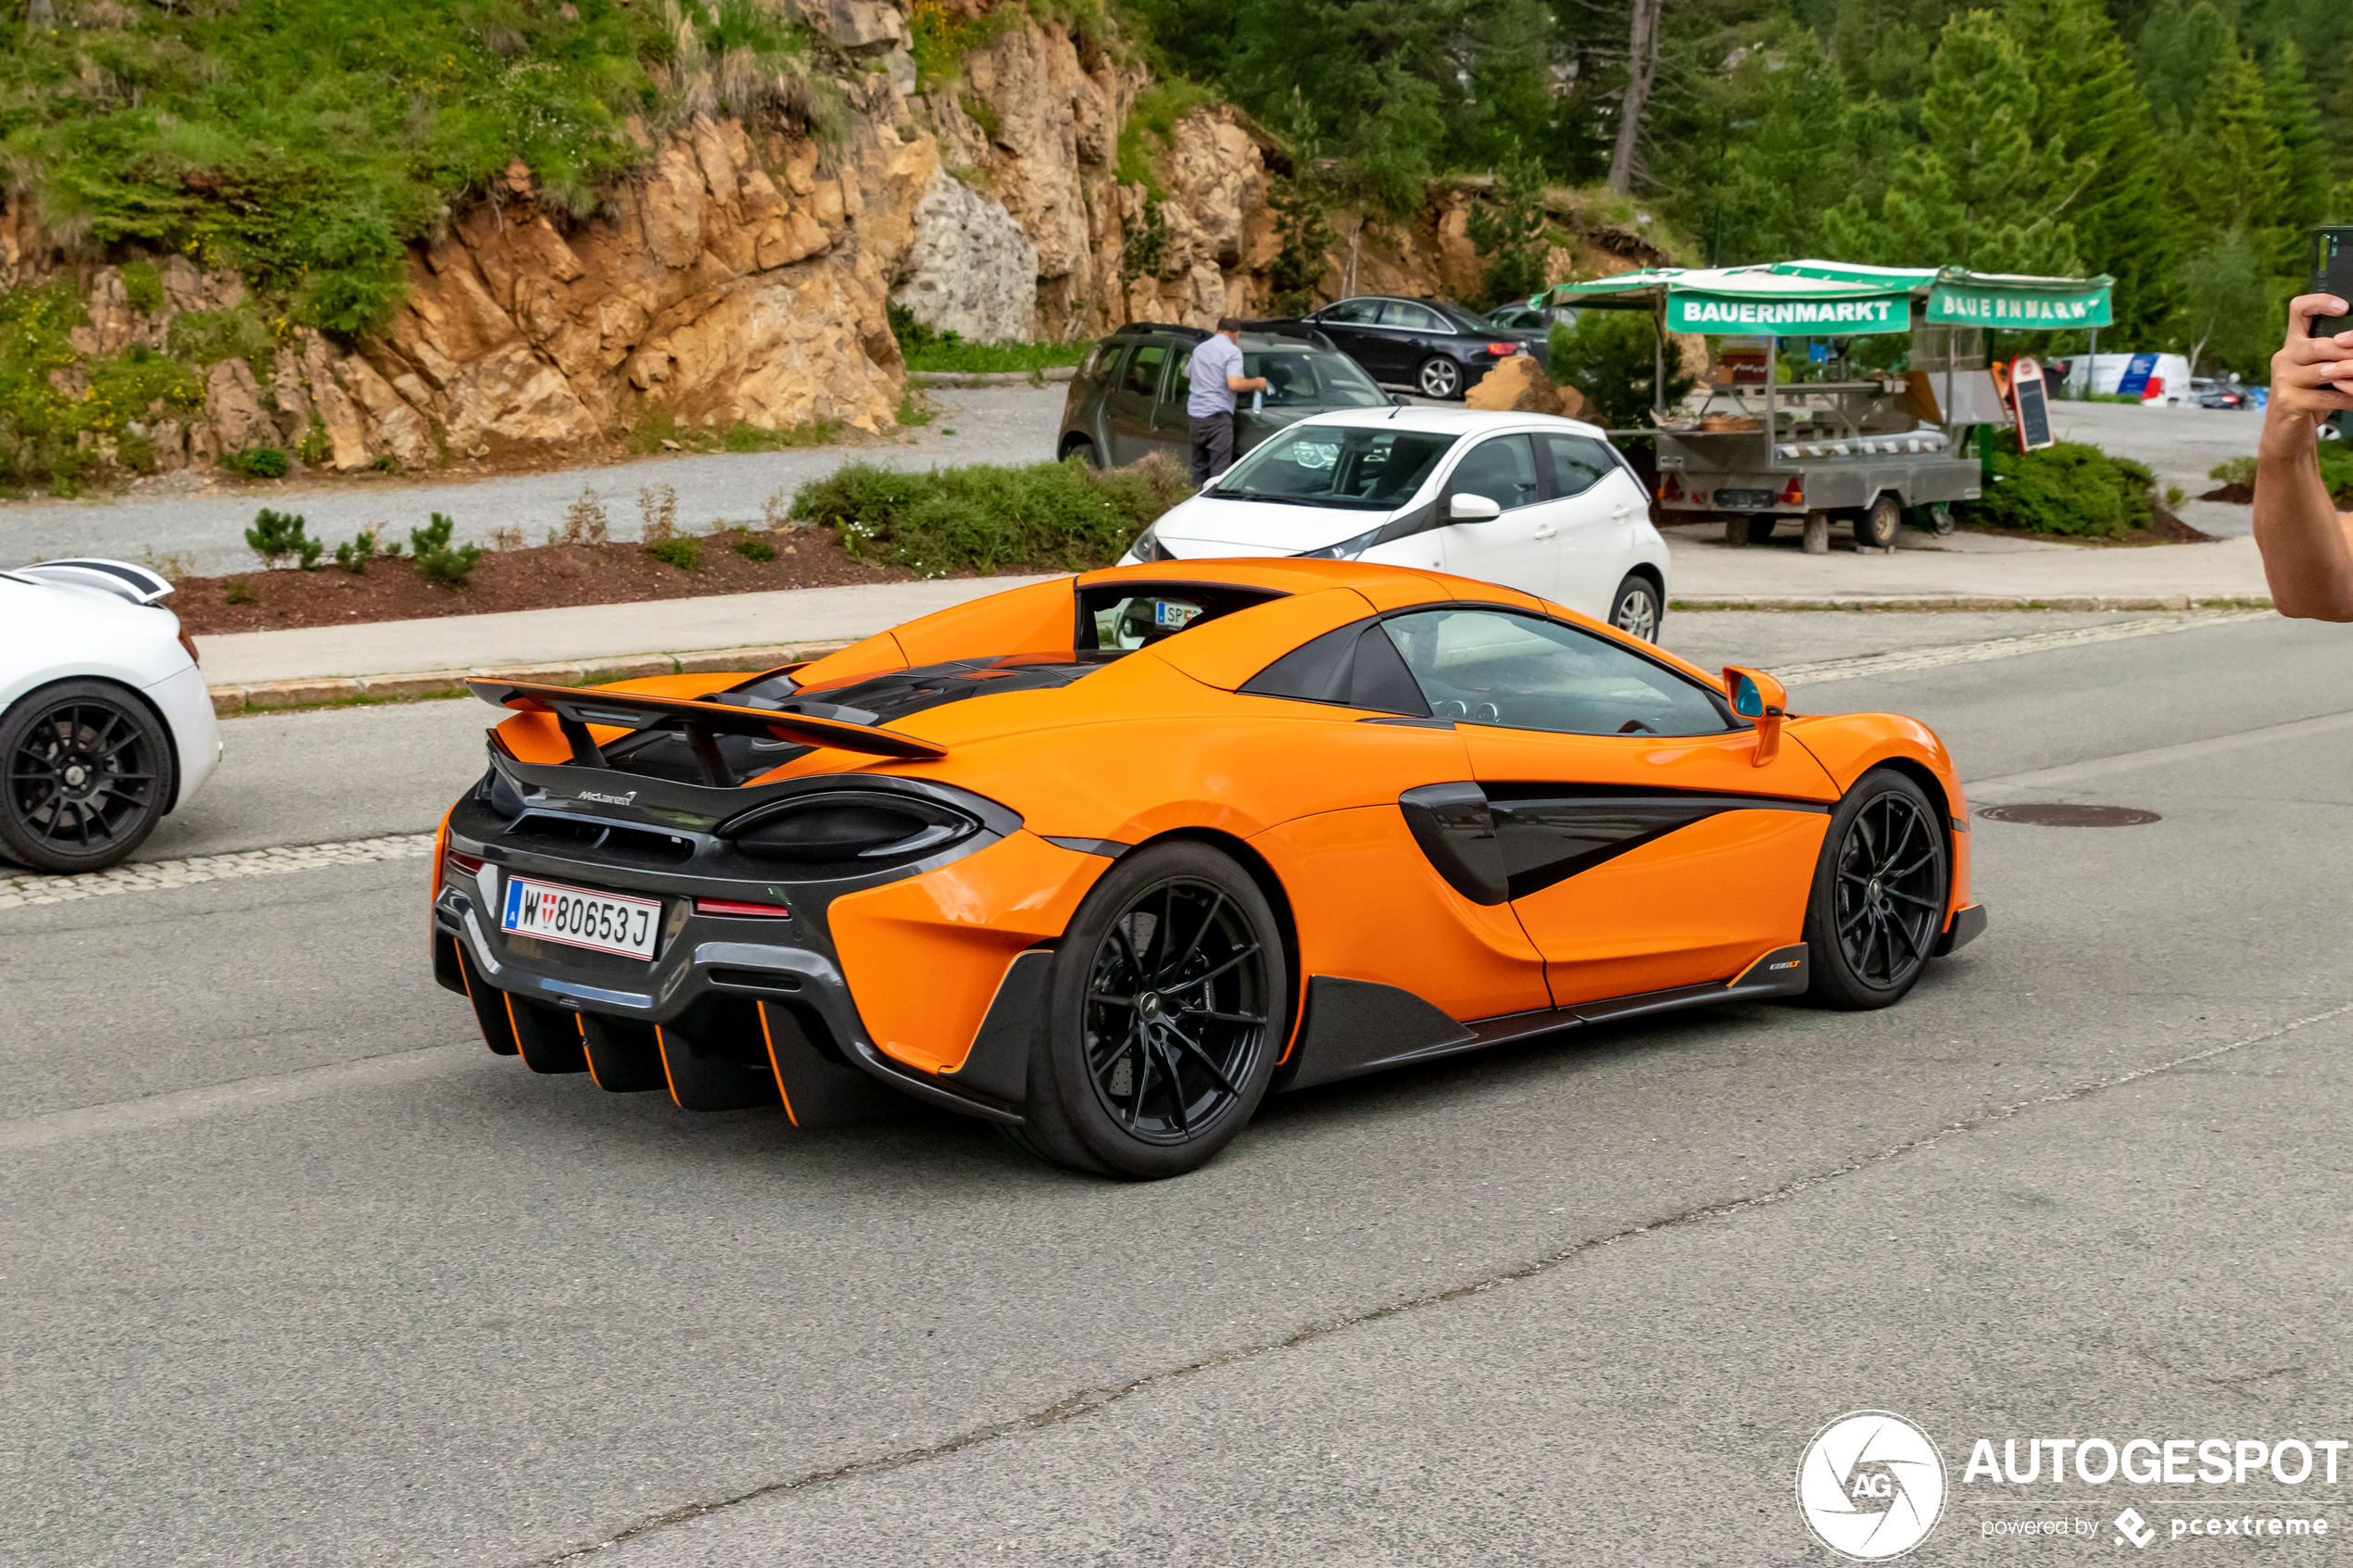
left=0, top=832, right=434, bottom=909
left=0, top=1046, right=481, bottom=1154
left=1969, top=709, right=2353, bottom=798
left=1777, top=609, right=2270, bottom=687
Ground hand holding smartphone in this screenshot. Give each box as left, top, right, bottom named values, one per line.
left=2309, top=228, right=2353, bottom=338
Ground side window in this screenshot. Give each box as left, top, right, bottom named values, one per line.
left=1173, top=347, right=1195, bottom=398
left=1380, top=609, right=1732, bottom=737
left=1082, top=338, right=1120, bottom=379
left=1319, top=298, right=1381, bottom=325
left=1378, top=302, right=1445, bottom=332
left=1541, top=433, right=1617, bottom=499
left=1448, top=434, right=1541, bottom=512
left=1122, top=344, right=1168, bottom=398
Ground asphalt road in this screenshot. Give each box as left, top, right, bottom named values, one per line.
left=7, top=609, right=2353, bottom=1566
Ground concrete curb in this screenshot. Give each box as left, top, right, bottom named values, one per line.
left=906, top=365, right=1077, bottom=388
left=1669, top=595, right=2271, bottom=613
left=207, top=639, right=854, bottom=717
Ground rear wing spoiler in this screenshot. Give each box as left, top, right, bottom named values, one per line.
left=470, top=679, right=945, bottom=783
left=7, top=558, right=175, bottom=605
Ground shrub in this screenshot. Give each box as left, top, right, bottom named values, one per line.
left=791, top=454, right=1192, bottom=578
left=246, top=508, right=323, bottom=570
left=638, top=483, right=679, bottom=543
left=1549, top=312, right=1696, bottom=431
left=333, top=530, right=381, bottom=574
left=119, top=262, right=164, bottom=316
left=1957, top=443, right=2157, bottom=540
left=409, top=513, right=482, bottom=586
left=646, top=536, right=702, bottom=571
left=2322, top=442, right=2353, bottom=502
left=2208, top=455, right=2257, bottom=487
left=557, top=487, right=611, bottom=546
left=298, top=418, right=333, bottom=468
left=487, top=525, right=524, bottom=551
left=222, top=446, right=290, bottom=480
left=223, top=578, right=257, bottom=606
left=731, top=531, right=777, bottom=562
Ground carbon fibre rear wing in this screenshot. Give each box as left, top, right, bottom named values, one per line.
left=469, top=679, right=945, bottom=784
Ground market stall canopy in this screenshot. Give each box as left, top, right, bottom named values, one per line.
left=1539, top=260, right=2113, bottom=335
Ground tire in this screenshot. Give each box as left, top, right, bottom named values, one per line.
left=0, top=678, right=175, bottom=873
left=1061, top=436, right=1102, bottom=470
left=1744, top=515, right=1779, bottom=545
left=1016, top=841, right=1289, bottom=1179
left=1856, top=493, right=1904, bottom=550
left=1802, top=769, right=1949, bottom=1010
left=1416, top=357, right=1463, bottom=400
left=1607, top=573, right=1663, bottom=643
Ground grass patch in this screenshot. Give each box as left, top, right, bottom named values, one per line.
left=1957, top=443, right=2160, bottom=541
left=0, top=281, right=204, bottom=491
left=904, top=339, right=1093, bottom=374
left=790, top=453, right=1192, bottom=577
left=2, top=0, right=831, bottom=337
left=1114, top=80, right=1219, bottom=199
left=222, top=445, right=290, bottom=480
left=908, top=0, right=1026, bottom=94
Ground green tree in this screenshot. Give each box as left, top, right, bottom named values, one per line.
left=1464, top=153, right=1553, bottom=308
left=2172, top=230, right=2272, bottom=378
left=2266, top=43, right=2334, bottom=263
left=1692, top=24, right=1895, bottom=267
left=1825, top=12, right=2083, bottom=275
left=1266, top=175, right=1339, bottom=316
left=2134, top=0, right=2239, bottom=132
left=1547, top=309, right=1694, bottom=430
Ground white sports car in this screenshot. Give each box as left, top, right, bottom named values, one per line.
left=0, top=558, right=221, bottom=872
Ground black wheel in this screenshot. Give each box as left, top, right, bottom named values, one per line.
left=1416, top=357, right=1463, bottom=399
left=1856, top=493, right=1903, bottom=549
left=1803, top=769, right=1949, bottom=1009
left=1607, top=572, right=1663, bottom=642
left=1016, top=842, right=1288, bottom=1178
left=0, top=679, right=175, bottom=873
left=1061, top=436, right=1102, bottom=470
left=1744, top=515, right=1778, bottom=544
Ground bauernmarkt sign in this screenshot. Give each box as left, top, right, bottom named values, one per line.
left=1667, top=292, right=1908, bottom=334
left=1927, top=284, right=2112, bottom=329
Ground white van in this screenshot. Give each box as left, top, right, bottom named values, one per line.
left=2059, top=352, right=2196, bottom=407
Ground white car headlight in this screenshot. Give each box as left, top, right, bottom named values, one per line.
left=1295, top=524, right=1385, bottom=561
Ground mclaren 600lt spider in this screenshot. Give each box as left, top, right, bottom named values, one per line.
left=432, top=560, right=1983, bottom=1177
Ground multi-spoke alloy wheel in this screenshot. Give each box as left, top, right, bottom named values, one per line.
left=1803, top=768, right=1949, bottom=1009
left=1608, top=573, right=1662, bottom=643
left=1013, top=842, right=1289, bottom=1178
left=0, top=679, right=173, bottom=873
left=1416, top=357, right=1462, bottom=399
left=1081, top=875, right=1269, bottom=1144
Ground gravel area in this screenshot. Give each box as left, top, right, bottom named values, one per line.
left=0, top=384, right=1070, bottom=576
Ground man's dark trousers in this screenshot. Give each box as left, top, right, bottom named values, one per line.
left=1189, top=414, right=1234, bottom=485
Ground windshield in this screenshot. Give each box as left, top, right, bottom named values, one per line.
left=1242, top=350, right=1386, bottom=409
left=1211, top=426, right=1458, bottom=510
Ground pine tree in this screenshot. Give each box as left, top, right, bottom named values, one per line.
left=2134, top=0, right=2240, bottom=133
left=2265, top=42, right=2334, bottom=268
left=2005, top=0, right=2168, bottom=335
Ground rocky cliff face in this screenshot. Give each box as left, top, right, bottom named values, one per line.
left=0, top=0, right=1666, bottom=481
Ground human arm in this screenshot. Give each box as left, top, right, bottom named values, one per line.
left=2253, top=294, right=2353, bottom=621
left=1225, top=372, right=1269, bottom=392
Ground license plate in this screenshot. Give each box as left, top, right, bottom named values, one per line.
left=500, top=875, right=662, bottom=960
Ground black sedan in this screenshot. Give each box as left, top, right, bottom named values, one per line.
left=1293, top=295, right=1547, bottom=400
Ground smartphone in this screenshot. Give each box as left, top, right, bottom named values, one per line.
left=2310, top=227, right=2353, bottom=336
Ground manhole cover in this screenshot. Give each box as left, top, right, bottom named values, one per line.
left=1976, top=803, right=2161, bottom=827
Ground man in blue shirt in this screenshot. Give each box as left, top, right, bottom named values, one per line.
left=1186, top=318, right=1268, bottom=485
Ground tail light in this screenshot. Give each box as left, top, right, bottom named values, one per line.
left=695, top=897, right=792, bottom=919
left=177, top=629, right=201, bottom=667
left=1486, top=343, right=1520, bottom=357
left=1777, top=476, right=1805, bottom=507
left=1659, top=473, right=1684, bottom=502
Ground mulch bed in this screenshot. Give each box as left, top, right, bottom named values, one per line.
left=173, top=528, right=924, bottom=635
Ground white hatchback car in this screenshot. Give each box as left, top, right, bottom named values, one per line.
left=0, top=558, right=221, bottom=872
left=1122, top=408, right=1671, bottom=639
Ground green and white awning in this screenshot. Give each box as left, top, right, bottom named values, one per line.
left=1539, top=259, right=2113, bottom=335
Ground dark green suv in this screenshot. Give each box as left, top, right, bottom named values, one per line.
left=1056, top=323, right=1391, bottom=469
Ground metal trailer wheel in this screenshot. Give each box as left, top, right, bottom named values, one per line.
left=0, top=678, right=175, bottom=874
left=1416, top=357, right=1463, bottom=399
left=1856, top=493, right=1904, bottom=551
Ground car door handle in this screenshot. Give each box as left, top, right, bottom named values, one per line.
left=1533, top=522, right=1558, bottom=540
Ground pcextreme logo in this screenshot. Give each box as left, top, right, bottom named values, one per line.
left=1797, top=1411, right=1949, bottom=1561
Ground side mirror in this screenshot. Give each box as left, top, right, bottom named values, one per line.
left=1722, top=666, right=1788, bottom=766
left=1448, top=494, right=1503, bottom=522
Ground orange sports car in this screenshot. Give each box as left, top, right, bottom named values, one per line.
left=431, top=560, right=1982, bottom=1177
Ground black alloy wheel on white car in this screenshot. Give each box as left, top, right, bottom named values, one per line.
left=1607, top=573, right=1663, bottom=643
left=0, top=678, right=175, bottom=874
left=1416, top=357, right=1462, bottom=400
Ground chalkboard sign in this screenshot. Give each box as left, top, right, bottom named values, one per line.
left=2008, top=355, right=2054, bottom=451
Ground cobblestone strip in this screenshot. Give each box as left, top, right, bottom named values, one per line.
left=0, top=834, right=436, bottom=909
